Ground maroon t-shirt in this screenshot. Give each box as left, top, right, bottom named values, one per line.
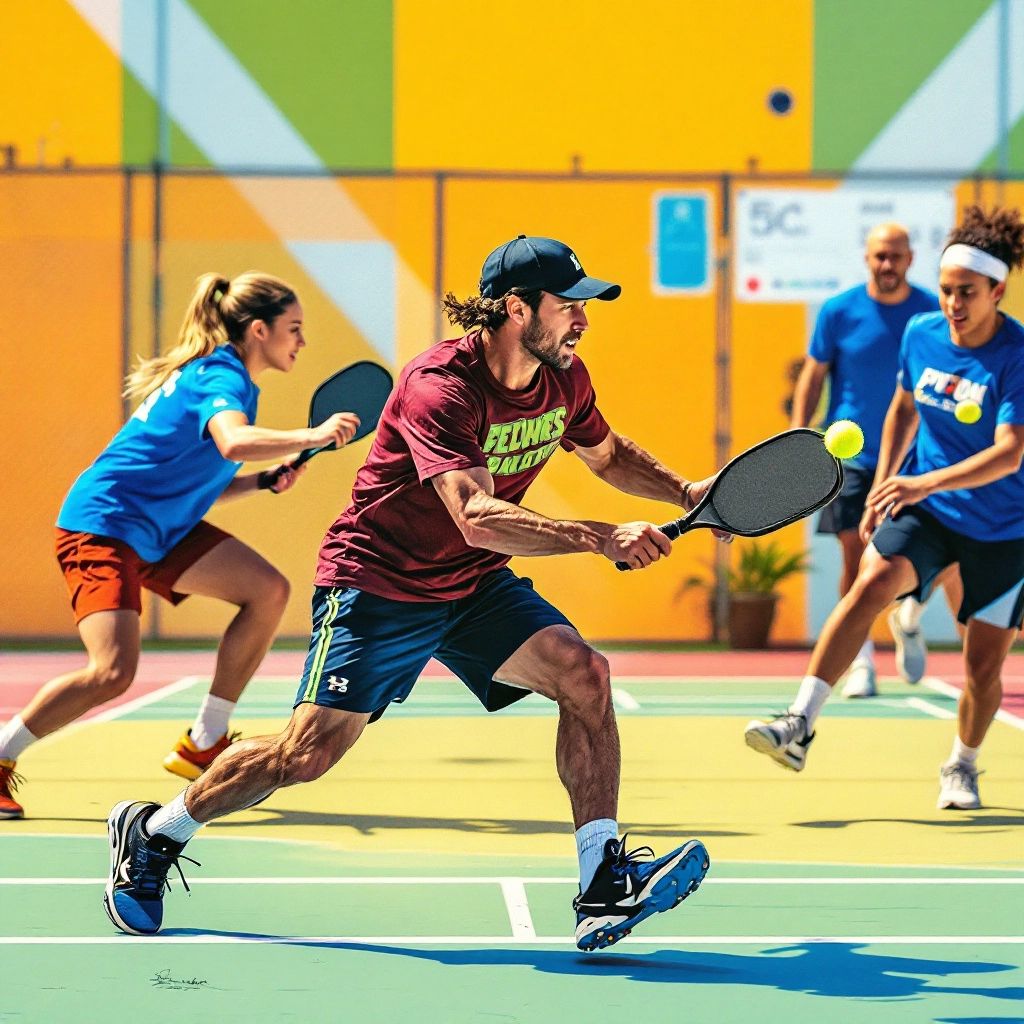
left=316, top=332, right=610, bottom=601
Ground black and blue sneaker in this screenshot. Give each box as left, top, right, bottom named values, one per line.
left=103, top=800, right=197, bottom=935
left=573, top=836, right=710, bottom=951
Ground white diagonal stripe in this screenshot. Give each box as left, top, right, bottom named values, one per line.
left=853, top=2, right=1024, bottom=172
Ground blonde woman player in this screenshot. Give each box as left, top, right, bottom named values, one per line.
left=746, top=206, right=1024, bottom=810
left=0, top=272, right=358, bottom=819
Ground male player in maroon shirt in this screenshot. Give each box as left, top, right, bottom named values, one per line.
left=106, top=235, right=715, bottom=951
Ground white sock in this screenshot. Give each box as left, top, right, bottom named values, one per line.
left=144, top=791, right=204, bottom=843
left=190, top=694, right=235, bottom=749
left=790, top=676, right=832, bottom=733
left=899, top=597, right=924, bottom=632
left=576, top=817, right=618, bottom=892
left=948, top=737, right=980, bottom=767
left=0, top=716, right=38, bottom=762
left=853, top=639, right=874, bottom=666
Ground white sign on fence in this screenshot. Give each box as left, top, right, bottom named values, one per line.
left=735, top=187, right=955, bottom=303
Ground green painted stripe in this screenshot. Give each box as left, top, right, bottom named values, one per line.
left=188, top=0, right=393, bottom=169
left=302, top=588, right=340, bottom=703
left=813, top=0, right=991, bottom=171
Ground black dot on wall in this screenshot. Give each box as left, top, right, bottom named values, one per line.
left=768, top=89, right=794, bottom=115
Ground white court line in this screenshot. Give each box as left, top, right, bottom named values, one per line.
left=611, top=687, right=641, bottom=711
left=499, top=878, right=537, bottom=939
left=923, top=676, right=1024, bottom=731
left=4, top=876, right=1022, bottom=886
left=905, top=696, right=957, bottom=720
left=1, top=935, right=1021, bottom=946
left=32, top=676, right=204, bottom=750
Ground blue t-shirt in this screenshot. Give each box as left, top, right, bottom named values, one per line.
left=58, top=345, right=259, bottom=562
left=809, top=284, right=939, bottom=467
left=898, top=310, right=1024, bottom=542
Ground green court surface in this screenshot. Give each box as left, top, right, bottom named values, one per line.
left=2, top=673, right=1022, bottom=1023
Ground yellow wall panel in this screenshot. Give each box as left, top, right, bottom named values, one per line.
left=0, top=0, right=121, bottom=167
left=395, top=0, right=813, bottom=173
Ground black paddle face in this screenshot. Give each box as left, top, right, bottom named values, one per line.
left=309, top=360, right=393, bottom=448
left=615, top=428, right=842, bottom=569
left=692, top=429, right=842, bottom=536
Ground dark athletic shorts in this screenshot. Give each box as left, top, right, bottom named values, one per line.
left=872, top=506, right=1024, bottom=629
left=295, top=568, right=573, bottom=722
left=817, top=462, right=873, bottom=535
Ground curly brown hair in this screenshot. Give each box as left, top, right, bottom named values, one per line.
left=946, top=206, right=1024, bottom=276
left=441, top=288, right=543, bottom=331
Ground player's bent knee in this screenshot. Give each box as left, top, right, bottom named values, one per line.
left=281, top=747, right=340, bottom=785
left=852, top=565, right=903, bottom=609
left=553, top=643, right=611, bottom=707
left=87, top=662, right=136, bottom=699
left=259, top=569, right=291, bottom=611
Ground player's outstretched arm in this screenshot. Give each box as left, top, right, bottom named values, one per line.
left=206, top=409, right=358, bottom=463
left=573, top=430, right=701, bottom=509
left=431, top=467, right=671, bottom=567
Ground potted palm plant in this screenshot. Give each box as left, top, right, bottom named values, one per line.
left=681, top=538, right=811, bottom=649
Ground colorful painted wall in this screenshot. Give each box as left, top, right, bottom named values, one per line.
left=2, top=1, right=1023, bottom=641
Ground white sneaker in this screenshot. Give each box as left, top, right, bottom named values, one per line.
left=937, top=761, right=981, bottom=810
left=840, top=660, right=877, bottom=698
left=744, top=713, right=814, bottom=772
left=888, top=609, right=926, bottom=684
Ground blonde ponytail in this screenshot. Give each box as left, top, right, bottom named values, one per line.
left=123, top=271, right=297, bottom=400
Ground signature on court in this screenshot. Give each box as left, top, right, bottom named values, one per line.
left=150, top=969, right=209, bottom=991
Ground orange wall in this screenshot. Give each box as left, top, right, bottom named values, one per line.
left=1, top=174, right=125, bottom=634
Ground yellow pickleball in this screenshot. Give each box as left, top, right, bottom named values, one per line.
left=954, top=399, right=982, bottom=424
left=823, top=420, right=865, bottom=460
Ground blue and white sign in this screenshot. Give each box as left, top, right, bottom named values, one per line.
left=735, top=187, right=955, bottom=303
left=653, top=192, right=713, bottom=295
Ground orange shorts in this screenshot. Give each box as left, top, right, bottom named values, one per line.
left=55, top=522, right=232, bottom=624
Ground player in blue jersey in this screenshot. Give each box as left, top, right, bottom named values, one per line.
left=747, top=206, right=1024, bottom=809
left=0, top=272, right=358, bottom=819
left=790, top=223, right=961, bottom=697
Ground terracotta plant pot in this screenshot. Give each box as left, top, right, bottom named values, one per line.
left=727, top=592, right=779, bottom=649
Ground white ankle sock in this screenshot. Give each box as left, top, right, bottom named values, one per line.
left=790, top=676, right=832, bottom=732
left=899, top=597, right=924, bottom=632
left=0, top=716, right=38, bottom=762
left=144, top=792, right=204, bottom=843
left=576, top=818, right=618, bottom=891
left=190, top=695, right=235, bottom=749
left=853, top=639, right=874, bottom=665
left=949, top=737, right=980, bottom=766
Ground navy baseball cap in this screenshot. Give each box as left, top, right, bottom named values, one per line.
left=479, top=235, right=621, bottom=301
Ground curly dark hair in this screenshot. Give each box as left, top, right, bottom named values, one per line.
left=946, top=205, right=1024, bottom=276
left=441, top=288, right=543, bottom=331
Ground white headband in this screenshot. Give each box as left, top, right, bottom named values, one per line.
left=940, top=243, right=1009, bottom=282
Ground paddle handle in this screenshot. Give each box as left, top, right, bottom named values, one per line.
left=260, top=444, right=329, bottom=488
left=614, top=516, right=687, bottom=571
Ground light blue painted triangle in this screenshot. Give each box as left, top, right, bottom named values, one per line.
left=288, top=241, right=396, bottom=364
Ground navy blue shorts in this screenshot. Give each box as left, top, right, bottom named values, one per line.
left=817, top=462, right=873, bottom=535
left=295, top=568, right=574, bottom=721
left=872, top=506, right=1024, bottom=629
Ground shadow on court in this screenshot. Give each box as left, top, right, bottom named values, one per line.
left=795, top=811, right=1024, bottom=831
left=159, top=935, right=1023, bottom=1002
left=193, top=808, right=749, bottom=839
left=934, top=1017, right=1024, bottom=1023
left=22, top=808, right=745, bottom=837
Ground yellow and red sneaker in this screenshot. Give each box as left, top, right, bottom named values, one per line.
left=162, top=730, right=239, bottom=781
left=0, top=758, right=25, bottom=819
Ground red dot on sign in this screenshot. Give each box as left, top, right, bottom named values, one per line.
left=746, top=277, right=760, bottom=292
